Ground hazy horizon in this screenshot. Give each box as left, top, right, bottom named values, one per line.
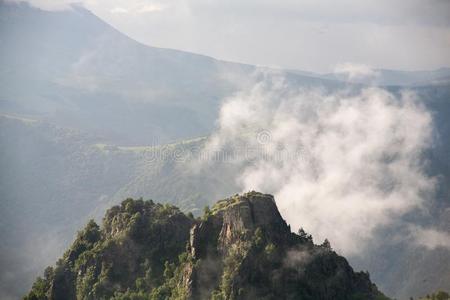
left=6, top=0, right=450, bottom=73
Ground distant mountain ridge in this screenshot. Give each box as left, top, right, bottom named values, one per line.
left=0, top=1, right=333, bottom=146
left=0, top=1, right=238, bottom=144
left=3, top=1, right=448, bottom=146
left=25, top=192, right=389, bottom=300
left=321, top=67, right=450, bottom=86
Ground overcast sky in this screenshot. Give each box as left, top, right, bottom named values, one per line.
left=14, top=0, right=450, bottom=72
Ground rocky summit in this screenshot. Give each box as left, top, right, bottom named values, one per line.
left=25, top=192, right=389, bottom=300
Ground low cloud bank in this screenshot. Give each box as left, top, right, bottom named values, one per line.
left=203, top=71, right=436, bottom=255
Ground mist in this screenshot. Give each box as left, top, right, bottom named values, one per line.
left=202, top=70, right=438, bottom=255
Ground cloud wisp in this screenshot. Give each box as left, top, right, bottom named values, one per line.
left=411, top=225, right=450, bottom=250
left=202, top=71, right=436, bottom=255
left=333, top=62, right=380, bottom=82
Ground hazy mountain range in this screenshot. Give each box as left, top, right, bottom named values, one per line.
left=0, top=1, right=449, bottom=299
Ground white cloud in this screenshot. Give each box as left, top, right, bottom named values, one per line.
left=110, top=3, right=165, bottom=14
left=202, top=71, right=436, bottom=255
left=137, top=3, right=164, bottom=13
left=334, top=63, right=380, bottom=82
left=110, top=7, right=128, bottom=14
left=412, top=226, right=450, bottom=250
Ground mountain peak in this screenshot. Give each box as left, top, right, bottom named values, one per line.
left=25, top=193, right=389, bottom=300
left=210, top=192, right=288, bottom=232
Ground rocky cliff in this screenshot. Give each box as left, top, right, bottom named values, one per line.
left=25, top=192, right=389, bottom=300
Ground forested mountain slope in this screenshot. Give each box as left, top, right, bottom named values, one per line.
left=25, top=192, right=389, bottom=300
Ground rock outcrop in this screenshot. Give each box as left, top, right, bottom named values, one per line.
left=182, top=192, right=387, bottom=300
left=25, top=192, right=389, bottom=300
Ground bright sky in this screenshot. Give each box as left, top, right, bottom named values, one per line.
left=13, top=0, right=450, bottom=72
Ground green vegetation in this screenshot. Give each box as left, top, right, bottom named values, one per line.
left=418, top=291, right=450, bottom=300
left=25, top=198, right=194, bottom=300
left=25, top=193, right=390, bottom=300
